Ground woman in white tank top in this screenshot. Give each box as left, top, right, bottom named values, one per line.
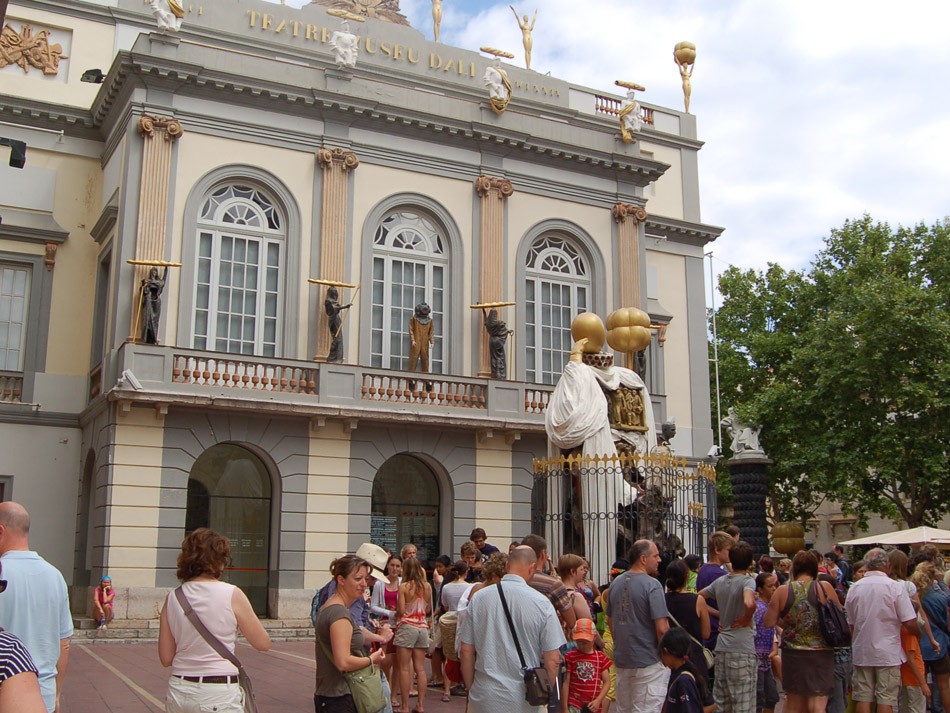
left=158, top=528, right=270, bottom=713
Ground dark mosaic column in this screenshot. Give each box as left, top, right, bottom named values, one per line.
left=726, top=455, right=773, bottom=560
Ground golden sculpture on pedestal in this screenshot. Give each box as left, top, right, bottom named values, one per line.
left=480, top=47, right=514, bottom=115
left=509, top=5, right=537, bottom=70
left=674, top=41, right=696, bottom=113
left=606, top=307, right=652, bottom=369
left=431, top=0, right=442, bottom=42
left=615, top=80, right=646, bottom=144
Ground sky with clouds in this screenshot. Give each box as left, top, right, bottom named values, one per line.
left=279, top=0, right=949, bottom=285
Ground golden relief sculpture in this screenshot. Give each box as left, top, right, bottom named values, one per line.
left=607, top=385, right=648, bottom=433
left=310, top=0, right=409, bottom=26
left=0, top=23, right=68, bottom=76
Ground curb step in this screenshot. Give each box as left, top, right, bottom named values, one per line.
left=71, top=618, right=315, bottom=644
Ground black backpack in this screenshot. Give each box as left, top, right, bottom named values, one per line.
left=812, top=581, right=851, bottom=648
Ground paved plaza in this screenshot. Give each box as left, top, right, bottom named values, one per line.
left=63, top=640, right=463, bottom=713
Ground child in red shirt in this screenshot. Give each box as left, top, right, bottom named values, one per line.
left=563, top=619, right=612, bottom=713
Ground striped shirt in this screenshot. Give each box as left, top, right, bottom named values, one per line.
left=0, top=631, right=38, bottom=683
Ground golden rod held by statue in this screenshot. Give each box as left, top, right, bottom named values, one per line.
left=469, top=301, right=516, bottom=309
left=126, top=260, right=182, bottom=267
left=308, top=278, right=359, bottom=289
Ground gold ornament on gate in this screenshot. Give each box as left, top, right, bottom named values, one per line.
left=606, top=307, right=652, bottom=353
left=570, top=313, right=607, bottom=353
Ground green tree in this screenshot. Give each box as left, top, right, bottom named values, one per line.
left=712, top=216, right=949, bottom=528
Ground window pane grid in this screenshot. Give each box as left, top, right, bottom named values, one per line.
left=192, top=185, right=284, bottom=356
left=0, top=265, right=30, bottom=371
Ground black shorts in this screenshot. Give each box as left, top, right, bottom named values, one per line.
left=314, top=693, right=357, bottom=713
left=926, top=653, right=950, bottom=676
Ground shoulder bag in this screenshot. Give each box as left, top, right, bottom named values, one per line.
left=497, top=581, right=554, bottom=707
left=315, top=606, right=387, bottom=713
left=174, top=587, right=259, bottom=713
left=810, top=581, right=851, bottom=648
left=667, top=610, right=715, bottom=669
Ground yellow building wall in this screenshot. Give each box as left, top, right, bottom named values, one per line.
left=165, top=132, right=317, bottom=355
left=2, top=4, right=115, bottom=108
left=304, top=422, right=354, bottom=588
left=475, top=438, right=515, bottom=544
left=37, top=149, right=101, bottom=376
left=646, top=250, right=692, bottom=428
left=107, top=407, right=166, bottom=587
left=641, top=142, right=684, bottom=221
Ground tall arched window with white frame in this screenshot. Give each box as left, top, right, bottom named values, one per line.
left=525, top=235, right=590, bottom=384
left=192, top=184, right=285, bottom=357
left=370, top=211, right=447, bottom=373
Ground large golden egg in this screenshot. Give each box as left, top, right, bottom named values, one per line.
left=571, top=313, right=606, bottom=353
left=606, top=307, right=652, bottom=353
left=674, top=41, right=696, bottom=66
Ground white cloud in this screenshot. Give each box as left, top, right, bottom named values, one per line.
left=268, top=0, right=950, bottom=281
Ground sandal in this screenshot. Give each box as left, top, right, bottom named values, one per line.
left=441, top=695, right=451, bottom=702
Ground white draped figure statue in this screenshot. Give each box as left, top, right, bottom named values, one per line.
left=330, top=20, right=359, bottom=68
left=544, top=339, right=656, bottom=582
left=149, top=0, right=184, bottom=32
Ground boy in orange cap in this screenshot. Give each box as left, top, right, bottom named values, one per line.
left=564, top=619, right=612, bottom=712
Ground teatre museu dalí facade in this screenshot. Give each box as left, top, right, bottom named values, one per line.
left=0, top=0, right=722, bottom=618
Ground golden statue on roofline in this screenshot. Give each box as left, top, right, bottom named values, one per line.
left=310, top=0, right=410, bottom=26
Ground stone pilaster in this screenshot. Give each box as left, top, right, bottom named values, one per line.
left=612, top=202, right=648, bottom=309
left=130, top=115, right=183, bottom=340
left=315, top=148, right=359, bottom=361
left=475, top=176, right=514, bottom=377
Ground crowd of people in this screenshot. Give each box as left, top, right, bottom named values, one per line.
left=309, top=526, right=950, bottom=713
left=5, top=500, right=950, bottom=713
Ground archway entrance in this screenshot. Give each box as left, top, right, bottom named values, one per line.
left=186, top=444, right=272, bottom=615
left=371, top=454, right=441, bottom=561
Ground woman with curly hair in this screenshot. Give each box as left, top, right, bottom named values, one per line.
left=159, top=528, right=270, bottom=713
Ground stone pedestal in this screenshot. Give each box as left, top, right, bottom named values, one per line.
left=725, top=454, right=772, bottom=559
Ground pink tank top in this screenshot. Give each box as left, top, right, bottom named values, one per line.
left=165, top=580, right=239, bottom=676
left=400, top=587, right=429, bottom=629
left=384, top=585, right=398, bottom=611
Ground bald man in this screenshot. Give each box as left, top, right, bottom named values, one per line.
left=0, top=502, right=73, bottom=712
left=459, top=545, right=565, bottom=713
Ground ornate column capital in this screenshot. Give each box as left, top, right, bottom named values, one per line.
left=317, top=148, right=360, bottom=171
left=474, top=175, right=514, bottom=200
left=137, top=115, right=184, bottom=141
left=612, top=202, right=648, bottom=225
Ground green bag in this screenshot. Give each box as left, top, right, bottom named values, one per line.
left=317, top=631, right=386, bottom=713
left=342, top=661, right=386, bottom=713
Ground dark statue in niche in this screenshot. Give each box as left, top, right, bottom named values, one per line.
left=141, top=266, right=168, bottom=344
left=482, top=308, right=512, bottom=379
left=324, top=286, right=351, bottom=363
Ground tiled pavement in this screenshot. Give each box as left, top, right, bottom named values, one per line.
left=64, top=640, right=466, bottom=713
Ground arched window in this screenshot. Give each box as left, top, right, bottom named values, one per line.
left=525, top=235, right=591, bottom=384
left=370, top=211, right=447, bottom=372
left=192, top=184, right=285, bottom=357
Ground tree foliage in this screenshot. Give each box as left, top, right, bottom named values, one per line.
left=712, top=216, right=949, bottom=527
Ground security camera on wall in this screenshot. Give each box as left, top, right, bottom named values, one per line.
left=0, top=138, right=26, bottom=169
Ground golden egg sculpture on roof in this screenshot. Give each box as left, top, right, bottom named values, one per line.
left=606, top=307, right=652, bottom=353
left=570, top=312, right=606, bottom=353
